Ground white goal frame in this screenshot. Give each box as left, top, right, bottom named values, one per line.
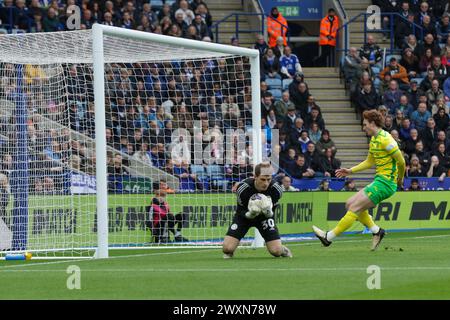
left=92, top=24, right=263, bottom=259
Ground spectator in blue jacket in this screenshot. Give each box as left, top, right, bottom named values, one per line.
left=393, top=95, right=414, bottom=118
left=279, top=46, right=303, bottom=79
left=383, top=80, right=404, bottom=112
left=411, top=102, right=432, bottom=131
left=443, top=76, right=450, bottom=99
left=437, top=13, right=450, bottom=44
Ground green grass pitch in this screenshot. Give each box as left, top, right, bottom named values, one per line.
left=1, top=230, right=450, bottom=300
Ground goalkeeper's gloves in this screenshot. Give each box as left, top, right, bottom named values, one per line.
left=261, top=208, right=274, bottom=218
left=245, top=210, right=260, bottom=219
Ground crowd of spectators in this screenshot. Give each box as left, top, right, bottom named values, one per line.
left=342, top=1, right=450, bottom=182
left=0, top=0, right=214, bottom=41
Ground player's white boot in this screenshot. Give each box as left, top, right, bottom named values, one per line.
left=312, top=225, right=332, bottom=247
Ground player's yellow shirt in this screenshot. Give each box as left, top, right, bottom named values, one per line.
left=368, top=129, right=400, bottom=182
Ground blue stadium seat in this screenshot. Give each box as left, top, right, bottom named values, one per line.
left=206, top=165, right=227, bottom=190
left=282, top=78, right=293, bottom=90
left=190, top=164, right=205, bottom=177
left=265, top=78, right=282, bottom=90
left=372, top=66, right=381, bottom=75
left=268, top=89, right=282, bottom=100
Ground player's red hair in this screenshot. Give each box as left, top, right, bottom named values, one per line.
left=363, top=109, right=384, bottom=128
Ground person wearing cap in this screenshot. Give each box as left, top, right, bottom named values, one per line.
left=407, top=155, right=424, bottom=177
left=317, top=8, right=339, bottom=67
left=380, top=57, right=409, bottom=90
left=267, top=7, right=288, bottom=48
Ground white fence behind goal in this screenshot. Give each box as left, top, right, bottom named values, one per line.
left=0, top=25, right=263, bottom=259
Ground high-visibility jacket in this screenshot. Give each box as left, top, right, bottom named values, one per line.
left=267, top=14, right=288, bottom=47
left=319, top=15, right=339, bottom=47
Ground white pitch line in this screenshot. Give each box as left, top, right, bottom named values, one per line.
left=2, top=266, right=450, bottom=273
left=1, top=233, right=449, bottom=271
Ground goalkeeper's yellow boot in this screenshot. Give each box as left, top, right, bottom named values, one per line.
left=312, top=225, right=332, bottom=247
left=371, top=228, right=386, bottom=251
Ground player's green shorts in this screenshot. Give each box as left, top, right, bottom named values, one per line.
left=363, top=175, right=397, bottom=206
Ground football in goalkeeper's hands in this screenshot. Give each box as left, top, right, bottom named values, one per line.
left=247, top=193, right=273, bottom=217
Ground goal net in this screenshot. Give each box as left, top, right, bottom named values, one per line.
left=0, top=25, right=265, bottom=259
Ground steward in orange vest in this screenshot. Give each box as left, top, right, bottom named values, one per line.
left=267, top=7, right=288, bottom=48
left=319, top=8, right=339, bottom=47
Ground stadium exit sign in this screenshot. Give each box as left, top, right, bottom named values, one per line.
left=260, top=0, right=323, bottom=20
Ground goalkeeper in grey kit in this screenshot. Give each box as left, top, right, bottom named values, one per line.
left=223, top=162, right=293, bottom=258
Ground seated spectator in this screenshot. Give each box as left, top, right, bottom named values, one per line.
left=286, top=154, right=315, bottom=179
left=289, top=81, right=309, bottom=115
left=421, top=118, right=438, bottom=151
left=274, top=91, right=294, bottom=121
left=383, top=114, right=397, bottom=132
left=427, top=155, right=448, bottom=181
left=400, top=48, right=420, bottom=79
left=429, top=56, right=448, bottom=83
left=433, top=107, right=450, bottom=131
left=288, top=117, right=305, bottom=145
left=414, top=140, right=431, bottom=168
left=342, top=47, right=362, bottom=84
left=406, top=79, right=423, bottom=109
left=262, top=48, right=281, bottom=80
left=378, top=73, right=392, bottom=97
left=358, top=35, right=383, bottom=69
left=316, top=129, right=337, bottom=155
left=399, top=117, right=415, bottom=141
left=303, top=95, right=322, bottom=120
left=407, top=155, right=425, bottom=177
left=271, top=36, right=286, bottom=58
left=395, top=13, right=417, bottom=48
left=431, top=130, right=449, bottom=154
left=420, top=69, right=436, bottom=92
left=416, top=33, right=441, bottom=58
left=383, top=80, right=404, bottom=112
left=437, top=13, right=450, bottom=44
left=308, top=122, right=322, bottom=144
left=280, top=147, right=297, bottom=171
left=195, top=3, right=212, bottom=28
left=305, top=106, right=325, bottom=131
left=402, top=34, right=419, bottom=54
left=431, top=97, right=447, bottom=116
left=283, top=105, right=301, bottom=131
left=173, top=160, right=202, bottom=191
left=393, top=94, right=414, bottom=118
left=107, top=154, right=130, bottom=176
left=442, top=47, right=450, bottom=68
left=43, top=7, right=61, bottom=32
left=342, top=179, right=358, bottom=191
left=293, top=130, right=311, bottom=154
left=393, top=109, right=405, bottom=130
left=401, top=128, right=421, bottom=156
left=407, top=178, right=422, bottom=190
left=303, top=141, right=320, bottom=166
left=379, top=57, right=409, bottom=90
left=426, top=79, right=444, bottom=106
left=434, top=142, right=450, bottom=171
left=411, top=102, right=432, bottom=131
left=444, top=76, right=450, bottom=99
left=418, top=48, right=434, bottom=74
left=351, top=59, right=377, bottom=94
left=391, top=129, right=403, bottom=147
left=280, top=176, right=299, bottom=191
left=319, top=148, right=341, bottom=177
left=260, top=91, right=274, bottom=119
left=279, top=46, right=303, bottom=79
left=355, top=81, right=381, bottom=115
left=191, top=13, right=210, bottom=40
left=253, top=33, right=269, bottom=60
left=421, top=15, right=437, bottom=39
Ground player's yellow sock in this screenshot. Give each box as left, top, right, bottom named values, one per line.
left=358, top=210, right=380, bottom=234
left=331, top=210, right=358, bottom=237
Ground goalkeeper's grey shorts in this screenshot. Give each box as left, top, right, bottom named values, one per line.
left=226, top=214, right=280, bottom=242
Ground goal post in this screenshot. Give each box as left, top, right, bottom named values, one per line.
left=0, top=24, right=265, bottom=259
